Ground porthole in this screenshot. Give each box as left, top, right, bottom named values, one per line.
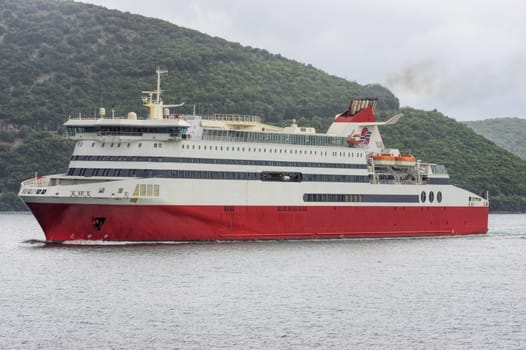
left=420, top=191, right=426, bottom=203
left=437, top=191, right=443, bottom=203
left=429, top=191, right=434, bottom=203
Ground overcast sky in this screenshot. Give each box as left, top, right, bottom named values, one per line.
left=83, top=0, right=526, bottom=121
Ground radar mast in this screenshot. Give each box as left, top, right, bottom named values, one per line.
left=141, top=67, right=184, bottom=120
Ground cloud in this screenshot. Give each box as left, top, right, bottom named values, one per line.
left=384, top=51, right=526, bottom=119
left=83, top=0, right=526, bottom=120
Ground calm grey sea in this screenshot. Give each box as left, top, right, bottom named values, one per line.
left=1, top=212, right=525, bottom=349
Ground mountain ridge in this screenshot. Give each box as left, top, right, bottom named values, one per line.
left=0, top=0, right=398, bottom=131
left=465, top=118, right=526, bottom=161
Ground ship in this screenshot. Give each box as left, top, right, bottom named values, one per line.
left=19, top=68, right=489, bottom=242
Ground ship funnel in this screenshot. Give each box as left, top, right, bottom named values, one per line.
left=99, top=107, right=106, bottom=118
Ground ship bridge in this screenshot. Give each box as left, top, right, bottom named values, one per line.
left=65, top=117, right=191, bottom=142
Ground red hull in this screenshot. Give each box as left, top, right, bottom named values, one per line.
left=26, top=203, right=489, bottom=241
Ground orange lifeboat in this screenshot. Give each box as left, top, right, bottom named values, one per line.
left=394, top=154, right=416, bottom=167
left=371, top=154, right=396, bottom=166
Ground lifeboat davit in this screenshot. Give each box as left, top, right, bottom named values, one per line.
left=371, top=154, right=396, bottom=166
left=394, top=154, right=417, bottom=167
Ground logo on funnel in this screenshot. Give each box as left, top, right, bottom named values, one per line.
left=360, top=127, right=372, bottom=144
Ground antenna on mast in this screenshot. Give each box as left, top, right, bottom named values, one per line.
left=141, top=67, right=183, bottom=119
left=155, top=65, right=168, bottom=104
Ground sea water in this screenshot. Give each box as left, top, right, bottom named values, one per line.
left=0, top=213, right=525, bottom=349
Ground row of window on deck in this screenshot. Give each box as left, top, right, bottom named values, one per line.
left=67, top=126, right=350, bottom=148
left=202, top=129, right=348, bottom=147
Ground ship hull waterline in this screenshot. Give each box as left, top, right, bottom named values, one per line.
left=25, top=202, right=489, bottom=242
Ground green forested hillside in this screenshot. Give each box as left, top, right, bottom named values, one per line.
left=0, top=130, right=73, bottom=210
left=465, top=118, right=526, bottom=160
left=0, top=0, right=525, bottom=211
left=0, top=0, right=397, bottom=131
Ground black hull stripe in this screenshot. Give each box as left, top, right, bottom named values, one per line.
left=66, top=168, right=370, bottom=183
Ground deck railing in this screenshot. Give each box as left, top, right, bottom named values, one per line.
left=204, top=114, right=261, bottom=123
left=22, top=176, right=50, bottom=187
